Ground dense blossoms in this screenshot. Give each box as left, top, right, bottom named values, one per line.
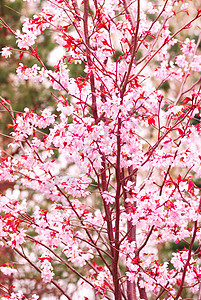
left=1, top=0, right=201, bottom=299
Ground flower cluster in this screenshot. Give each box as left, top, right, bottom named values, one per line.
left=39, top=255, right=54, bottom=283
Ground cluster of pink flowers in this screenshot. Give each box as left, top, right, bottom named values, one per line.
left=39, top=255, right=54, bottom=283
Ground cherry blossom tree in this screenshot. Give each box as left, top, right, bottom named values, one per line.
left=1, top=0, right=201, bottom=299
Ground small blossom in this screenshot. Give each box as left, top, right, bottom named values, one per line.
left=0, top=265, right=17, bottom=276
left=39, top=255, right=54, bottom=283
left=181, top=38, right=196, bottom=56
left=16, top=30, right=36, bottom=50
left=1, top=47, right=12, bottom=58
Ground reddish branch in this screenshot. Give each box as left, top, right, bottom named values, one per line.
left=175, top=220, right=198, bottom=299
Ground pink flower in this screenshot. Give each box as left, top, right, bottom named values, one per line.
left=180, top=38, right=196, bottom=56
left=39, top=255, right=54, bottom=283
left=0, top=266, right=17, bottom=276
left=16, top=30, right=36, bottom=50
left=1, top=47, right=12, bottom=58
left=41, top=270, right=54, bottom=283
left=175, top=55, right=188, bottom=70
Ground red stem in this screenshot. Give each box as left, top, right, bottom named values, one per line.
left=113, top=116, right=122, bottom=300
left=175, top=220, right=198, bottom=299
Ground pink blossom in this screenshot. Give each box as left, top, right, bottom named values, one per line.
left=16, top=30, right=36, bottom=50
left=180, top=38, right=196, bottom=56
left=0, top=266, right=17, bottom=276
left=39, top=255, right=54, bottom=283
left=9, top=230, right=26, bottom=248
left=175, top=55, right=188, bottom=70
left=1, top=47, right=12, bottom=58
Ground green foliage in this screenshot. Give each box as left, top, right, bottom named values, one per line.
left=168, top=41, right=180, bottom=60
left=159, top=81, right=170, bottom=92
left=68, top=61, right=86, bottom=78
